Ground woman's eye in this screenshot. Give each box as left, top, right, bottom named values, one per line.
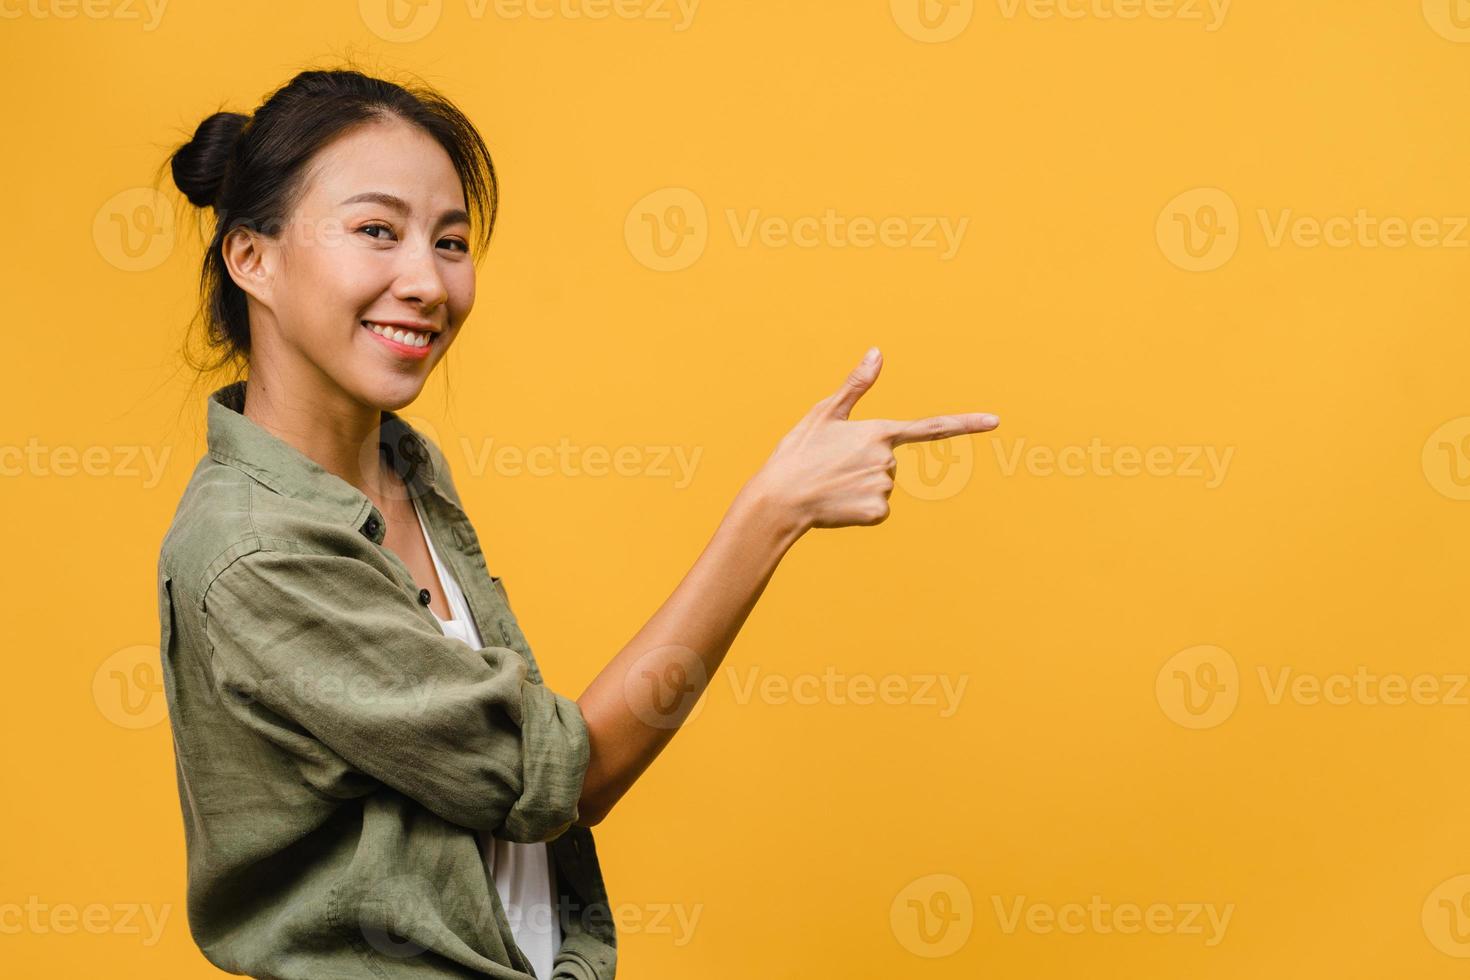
left=359, top=224, right=466, bottom=253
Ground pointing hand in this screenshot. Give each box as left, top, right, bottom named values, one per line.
left=750, top=347, right=1000, bottom=532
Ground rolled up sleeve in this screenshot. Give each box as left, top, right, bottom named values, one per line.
left=202, top=548, right=589, bottom=842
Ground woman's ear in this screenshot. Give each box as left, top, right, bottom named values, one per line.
left=221, top=225, right=275, bottom=307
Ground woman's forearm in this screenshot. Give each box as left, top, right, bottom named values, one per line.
left=574, top=477, right=804, bottom=825
left=570, top=347, right=999, bottom=827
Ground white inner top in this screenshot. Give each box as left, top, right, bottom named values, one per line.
left=411, top=494, right=562, bottom=979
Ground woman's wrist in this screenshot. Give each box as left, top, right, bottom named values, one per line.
left=731, top=472, right=808, bottom=558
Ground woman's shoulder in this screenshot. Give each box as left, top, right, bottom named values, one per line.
left=157, top=453, right=378, bottom=610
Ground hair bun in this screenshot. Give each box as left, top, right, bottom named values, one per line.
left=170, top=111, right=249, bottom=209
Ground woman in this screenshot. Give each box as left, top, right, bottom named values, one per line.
left=155, top=67, right=999, bottom=980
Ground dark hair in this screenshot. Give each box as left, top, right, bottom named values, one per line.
left=157, top=65, right=498, bottom=380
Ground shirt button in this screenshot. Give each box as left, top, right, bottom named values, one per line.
left=418, top=588, right=431, bottom=606
left=362, top=516, right=380, bottom=538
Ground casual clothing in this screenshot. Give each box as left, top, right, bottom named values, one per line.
left=155, top=379, right=616, bottom=978
left=411, top=492, right=563, bottom=980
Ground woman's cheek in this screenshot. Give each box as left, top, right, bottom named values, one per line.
left=451, top=279, right=474, bottom=317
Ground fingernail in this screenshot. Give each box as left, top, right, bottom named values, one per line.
left=981, top=414, right=1000, bottom=427
left=863, top=346, right=880, bottom=364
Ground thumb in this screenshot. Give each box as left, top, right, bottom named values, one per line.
left=826, top=346, right=882, bottom=421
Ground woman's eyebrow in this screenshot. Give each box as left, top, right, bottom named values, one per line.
left=338, top=191, right=470, bottom=229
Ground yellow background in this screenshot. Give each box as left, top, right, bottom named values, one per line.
left=4, top=0, right=1469, bottom=976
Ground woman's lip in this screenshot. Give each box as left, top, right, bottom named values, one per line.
left=362, top=321, right=433, bottom=359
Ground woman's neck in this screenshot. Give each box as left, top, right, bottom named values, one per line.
left=240, top=370, right=391, bottom=503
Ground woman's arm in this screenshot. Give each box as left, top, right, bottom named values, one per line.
left=573, top=479, right=801, bottom=826
left=573, top=348, right=1000, bottom=825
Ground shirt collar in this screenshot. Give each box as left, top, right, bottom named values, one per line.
left=205, top=379, right=441, bottom=544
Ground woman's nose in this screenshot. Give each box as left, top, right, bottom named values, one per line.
left=393, top=238, right=449, bottom=311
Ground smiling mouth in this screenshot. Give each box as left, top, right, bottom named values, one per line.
left=361, top=320, right=436, bottom=350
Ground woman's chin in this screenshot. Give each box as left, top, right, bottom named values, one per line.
left=348, top=371, right=431, bottom=414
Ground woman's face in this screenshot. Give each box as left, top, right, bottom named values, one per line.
left=237, top=115, right=476, bottom=412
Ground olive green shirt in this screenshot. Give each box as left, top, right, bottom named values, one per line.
left=156, top=380, right=617, bottom=979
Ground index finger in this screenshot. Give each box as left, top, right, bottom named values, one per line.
left=882, top=412, right=1001, bottom=446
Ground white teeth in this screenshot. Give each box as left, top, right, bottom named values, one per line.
left=365, top=322, right=431, bottom=347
